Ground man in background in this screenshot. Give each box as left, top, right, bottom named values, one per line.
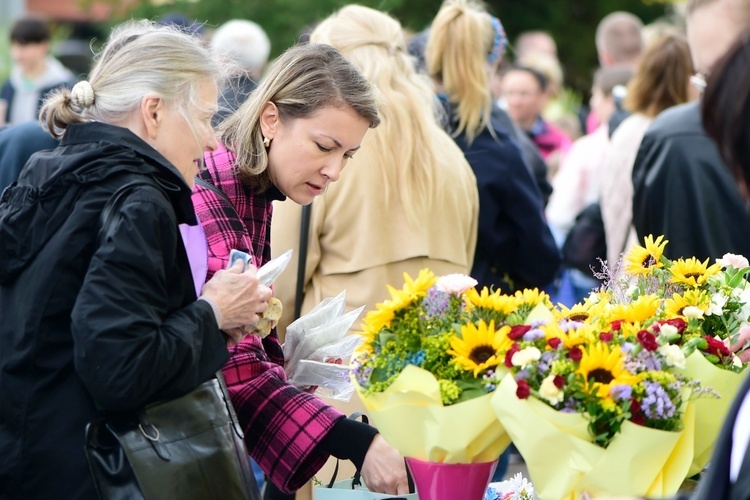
left=631, top=0, right=750, bottom=262
left=1, top=16, right=76, bottom=126
left=210, top=19, right=270, bottom=126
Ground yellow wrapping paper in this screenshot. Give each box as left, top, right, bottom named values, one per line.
left=491, top=375, right=695, bottom=499
left=357, top=365, right=510, bottom=463
left=677, top=351, right=749, bottom=476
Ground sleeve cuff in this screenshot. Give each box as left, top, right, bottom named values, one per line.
left=198, top=296, right=222, bottom=328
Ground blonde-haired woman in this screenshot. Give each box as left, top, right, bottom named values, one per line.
left=192, top=41, right=409, bottom=498
left=425, top=0, right=560, bottom=295
left=271, top=5, right=479, bottom=490
left=0, top=20, right=270, bottom=499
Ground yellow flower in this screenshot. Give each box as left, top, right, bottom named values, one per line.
left=625, top=234, right=668, bottom=275
left=554, top=297, right=609, bottom=324
left=576, top=342, right=638, bottom=398
left=664, top=289, right=710, bottom=318
left=559, top=322, right=598, bottom=348
left=448, top=320, right=506, bottom=376
left=465, top=287, right=518, bottom=314
left=402, top=268, right=437, bottom=296
left=669, top=257, right=722, bottom=287
left=608, top=295, right=662, bottom=324
left=514, top=288, right=552, bottom=308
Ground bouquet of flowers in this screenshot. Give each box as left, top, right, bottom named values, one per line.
left=485, top=473, right=536, bottom=500
left=490, top=289, right=706, bottom=499
left=601, top=235, right=750, bottom=475
left=352, top=269, right=535, bottom=464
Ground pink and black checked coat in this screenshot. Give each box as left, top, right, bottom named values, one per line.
left=192, top=143, right=345, bottom=492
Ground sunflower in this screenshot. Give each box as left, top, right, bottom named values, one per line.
left=402, top=269, right=437, bottom=297
left=559, top=321, right=598, bottom=348
left=554, top=297, right=609, bottom=324
left=576, top=342, right=638, bottom=398
left=359, top=307, right=395, bottom=339
left=514, top=288, right=552, bottom=308
left=624, top=234, right=668, bottom=275
left=448, top=320, right=508, bottom=376
left=669, top=257, right=722, bottom=288
left=465, top=287, right=518, bottom=315
left=664, top=289, right=710, bottom=318
left=608, top=295, right=662, bottom=324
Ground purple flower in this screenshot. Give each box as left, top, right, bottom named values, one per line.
left=610, top=384, right=632, bottom=401
left=538, top=351, right=555, bottom=372
left=514, top=369, right=532, bottom=381
left=641, top=381, right=676, bottom=419
left=423, top=288, right=451, bottom=318
left=523, top=328, right=546, bottom=341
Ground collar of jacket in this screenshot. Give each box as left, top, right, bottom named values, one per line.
left=61, top=121, right=197, bottom=225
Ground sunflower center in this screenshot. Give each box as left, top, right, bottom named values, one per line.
left=469, top=345, right=496, bottom=364
left=685, top=272, right=702, bottom=280
left=567, top=312, right=589, bottom=322
left=588, top=368, right=614, bottom=384
left=641, top=255, right=656, bottom=268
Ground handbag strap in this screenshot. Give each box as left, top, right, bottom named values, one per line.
left=98, top=180, right=148, bottom=243
left=326, top=412, right=368, bottom=489
left=294, top=203, right=312, bottom=320
left=215, top=370, right=245, bottom=439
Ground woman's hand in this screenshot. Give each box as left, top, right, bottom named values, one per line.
left=360, top=434, right=409, bottom=495
left=732, top=325, right=750, bottom=363
left=201, top=260, right=272, bottom=332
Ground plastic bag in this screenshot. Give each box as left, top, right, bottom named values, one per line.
left=257, top=249, right=293, bottom=287
left=282, top=290, right=347, bottom=361
left=287, top=335, right=363, bottom=401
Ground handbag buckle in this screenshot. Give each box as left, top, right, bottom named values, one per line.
left=139, top=422, right=160, bottom=441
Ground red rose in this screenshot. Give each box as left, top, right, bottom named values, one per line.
left=703, top=336, right=732, bottom=358
left=599, top=332, right=613, bottom=342
left=505, top=343, right=520, bottom=368
left=508, top=325, right=532, bottom=340
left=569, top=346, right=583, bottom=361
left=637, top=330, right=658, bottom=351
left=553, top=375, right=565, bottom=388
left=548, top=337, right=562, bottom=349
left=610, top=320, right=624, bottom=331
left=629, top=398, right=645, bottom=425
left=516, top=379, right=531, bottom=399
left=664, top=318, right=688, bottom=334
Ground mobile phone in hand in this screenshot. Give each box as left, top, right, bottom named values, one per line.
left=228, top=249, right=253, bottom=271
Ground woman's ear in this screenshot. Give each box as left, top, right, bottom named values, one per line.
left=140, top=95, right=163, bottom=140
left=259, top=101, right=279, bottom=139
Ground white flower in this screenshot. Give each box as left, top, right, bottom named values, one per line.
left=539, top=374, right=564, bottom=405
left=683, top=306, right=705, bottom=320
left=659, top=344, right=686, bottom=369
left=659, top=323, right=679, bottom=338
left=435, top=274, right=478, bottom=295
left=627, top=284, right=638, bottom=298
left=511, top=347, right=541, bottom=368
left=738, top=289, right=750, bottom=320
left=717, top=253, right=749, bottom=269
left=708, top=293, right=728, bottom=316
left=588, top=292, right=600, bottom=305
left=493, top=473, right=535, bottom=500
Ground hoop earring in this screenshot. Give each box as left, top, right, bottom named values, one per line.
left=263, top=136, right=270, bottom=148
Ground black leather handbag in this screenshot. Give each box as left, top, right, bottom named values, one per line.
left=84, top=372, right=261, bottom=500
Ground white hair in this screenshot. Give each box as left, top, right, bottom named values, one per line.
left=210, top=19, right=270, bottom=76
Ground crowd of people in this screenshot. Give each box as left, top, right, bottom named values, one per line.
left=1, top=0, right=750, bottom=499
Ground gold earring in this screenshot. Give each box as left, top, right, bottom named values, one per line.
left=263, top=136, right=270, bottom=148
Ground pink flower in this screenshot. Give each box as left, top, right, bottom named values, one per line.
left=717, top=253, right=749, bottom=269
left=435, top=274, right=478, bottom=295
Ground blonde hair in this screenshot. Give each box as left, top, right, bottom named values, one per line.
left=624, top=33, right=693, bottom=118
left=220, top=43, right=380, bottom=192
left=426, top=0, right=495, bottom=143
left=310, top=5, right=447, bottom=225
left=40, top=20, right=221, bottom=139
